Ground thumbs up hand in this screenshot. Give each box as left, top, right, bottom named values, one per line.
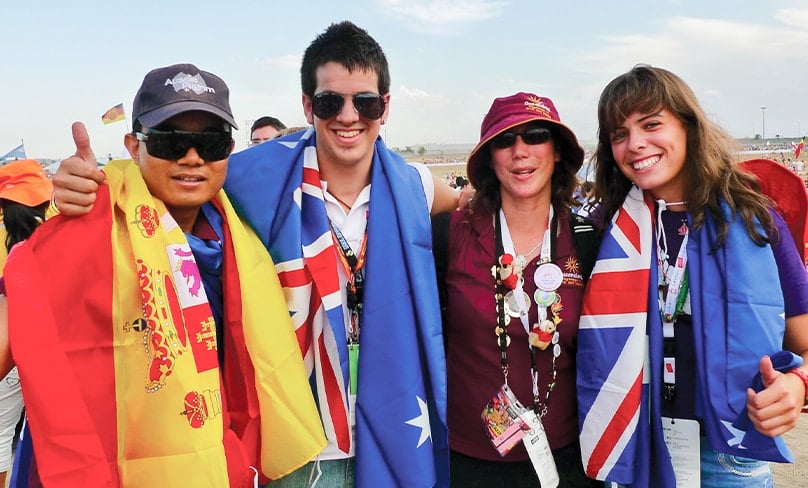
left=746, top=355, right=804, bottom=437
left=51, top=122, right=108, bottom=216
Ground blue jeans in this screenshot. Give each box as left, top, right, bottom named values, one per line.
left=605, top=436, right=772, bottom=488
left=264, top=458, right=354, bottom=488
left=700, top=436, right=772, bottom=488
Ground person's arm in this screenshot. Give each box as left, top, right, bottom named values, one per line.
left=745, top=314, right=808, bottom=437
left=0, top=295, right=12, bottom=379
left=52, top=122, right=107, bottom=216
left=430, top=174, right=474, bottom=215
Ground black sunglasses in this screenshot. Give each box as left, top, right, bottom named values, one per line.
left=490, top=127, right=553, bottom=149
left=135, top=129, right=233, bottom=161
left=311, top=91, right=386, bottom=120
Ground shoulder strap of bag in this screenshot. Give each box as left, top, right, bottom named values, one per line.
left=569, top=212, right=600, bottom=282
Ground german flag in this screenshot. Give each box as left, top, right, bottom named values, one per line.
left=101, top=103, right=125, bottom=124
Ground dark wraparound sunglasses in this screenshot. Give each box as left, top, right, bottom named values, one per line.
left=135, top=130, right=233, bottom=161
left=490, top=127, right=553, bottom=149
left=311, top=91, right=386, bottom=120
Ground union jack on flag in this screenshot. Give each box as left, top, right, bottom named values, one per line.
left=225, top=128, right=450, bottom=487
left=273, top=147, right=352, bottom=454
left=576, top=187, right=667, bottom=485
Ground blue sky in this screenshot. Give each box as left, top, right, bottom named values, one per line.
left=3, top=0, right=808, bottom=160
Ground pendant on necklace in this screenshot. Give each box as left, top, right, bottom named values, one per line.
left=515, top=254, right=528, bottom=271
left=504, top=290, right=531, bottom=317
left=534, top=262, right=564, bottom=292
left=534, top=290, right=557, bottom=307
left=529, top=319, right=556, bottom=350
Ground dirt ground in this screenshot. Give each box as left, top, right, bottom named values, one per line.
left=772, top=416, right=808, bottom=487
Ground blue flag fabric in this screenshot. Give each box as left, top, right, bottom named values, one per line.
left=9, top=421, right=34, bottom=487
left=0, top=144, right=25, bottom=162
left=689, top=203, right=794, bottom=463
left=579, top=189, right=793, bottom=487
left=225, top=129, right=449, bottom=487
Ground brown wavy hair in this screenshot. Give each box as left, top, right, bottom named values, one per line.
left=593, top=64, right=774, bottom=246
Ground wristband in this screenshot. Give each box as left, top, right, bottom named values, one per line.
left=786, top=368, right=808, bottom=413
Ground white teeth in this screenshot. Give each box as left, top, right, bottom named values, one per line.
left=177, top=176, right=202, bottom=182
left=336, top=130, right=360, bottom=138
left=633, top=156, right=660, bottom=170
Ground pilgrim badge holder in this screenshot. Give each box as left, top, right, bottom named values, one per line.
left=346, top=270, right=364, bottom=396
left=481, top=385, right=559, bottom=487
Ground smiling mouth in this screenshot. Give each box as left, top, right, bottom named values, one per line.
left=174, top=176, right=205, bottom=182
left=632, top=156, right=660, bottom=170
left=335, top=129, right=361, bottom=138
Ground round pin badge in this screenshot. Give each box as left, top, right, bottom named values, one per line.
left=534, top=290, right=557, bottom=308
left=504, top=291, right=531, bottom=317
left=534, top=263, right=563, bottom=291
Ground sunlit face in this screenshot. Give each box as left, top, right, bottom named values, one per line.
left=609, top=108, right=688, bottom=202
left=302, top=61, right=389, bottom=176
left=250, top=125, right=280, bottom=146
left=125, top=111, right=232, bottom=231
left=490, top=123, right=560, bottom=206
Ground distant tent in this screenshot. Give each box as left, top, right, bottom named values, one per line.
left=738, top=158, right=808, bottom=266
left=0, top=143, right=25, bottom=162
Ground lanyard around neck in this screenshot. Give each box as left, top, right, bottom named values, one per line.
left=330, top=219, right=368, bottom=344
left=494, top=208, right=559, bottom=414
left=498, top=207, right=553, bottom=334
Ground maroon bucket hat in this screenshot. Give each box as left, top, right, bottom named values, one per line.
left=467, top=92, right=584, bottom=189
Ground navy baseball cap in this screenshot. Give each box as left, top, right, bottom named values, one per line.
left=132, top=63, right=238, bottom=129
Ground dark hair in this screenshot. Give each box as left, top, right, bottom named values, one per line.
left=594, top=64, right=773, bottom=246
left=471, top=123, right=580, bottom=215
left=301, top=21, right=390, bottom=97
left=250, top=116, right=287, bottom=135
left=2, top=200, right=48, bottom=252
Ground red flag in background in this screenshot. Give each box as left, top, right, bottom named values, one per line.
left=739, top=158, right=808, bottom=265
left=101, top=103, right=125, bottom=124
left=792, top=138, right=804, bottom=159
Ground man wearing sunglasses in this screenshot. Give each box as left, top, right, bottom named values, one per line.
left=4, top=64, right=325, bottom=487
left=228, top=21, right=453, bottom=488
left=52, top=24, right=454, bottom=488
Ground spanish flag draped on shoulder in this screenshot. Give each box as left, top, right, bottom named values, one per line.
left=101, top=103, right=126, bottom=124
left=4, top=160, right=325, bottom=487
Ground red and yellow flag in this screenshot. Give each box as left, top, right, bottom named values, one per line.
left=101, top=103, right=125, bottom=124
left=5, top=160, right=324, bottom=487
left=793, top=138, right=805, bottom=159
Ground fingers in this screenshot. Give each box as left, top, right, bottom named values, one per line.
left=456, top=186, right=476, bottom=210
left=746, top=372, right=803, bottom=437
left=72, top=121, right=96, bottom=164
left=52, top=122, right=107, bottom=216
left=52, top=163, right=103, bottom=216
left=759, top=355, right=780, bottom=388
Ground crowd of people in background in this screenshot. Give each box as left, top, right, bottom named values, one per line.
left=0, top=20, right=808, bottom=488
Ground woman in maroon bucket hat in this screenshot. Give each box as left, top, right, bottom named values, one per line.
left=433, top=92, right=601, bottom=487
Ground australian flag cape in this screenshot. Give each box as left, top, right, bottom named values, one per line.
left=577, top=186, right=796, bottom=487
left=225, top=128, right=449, bottom=487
